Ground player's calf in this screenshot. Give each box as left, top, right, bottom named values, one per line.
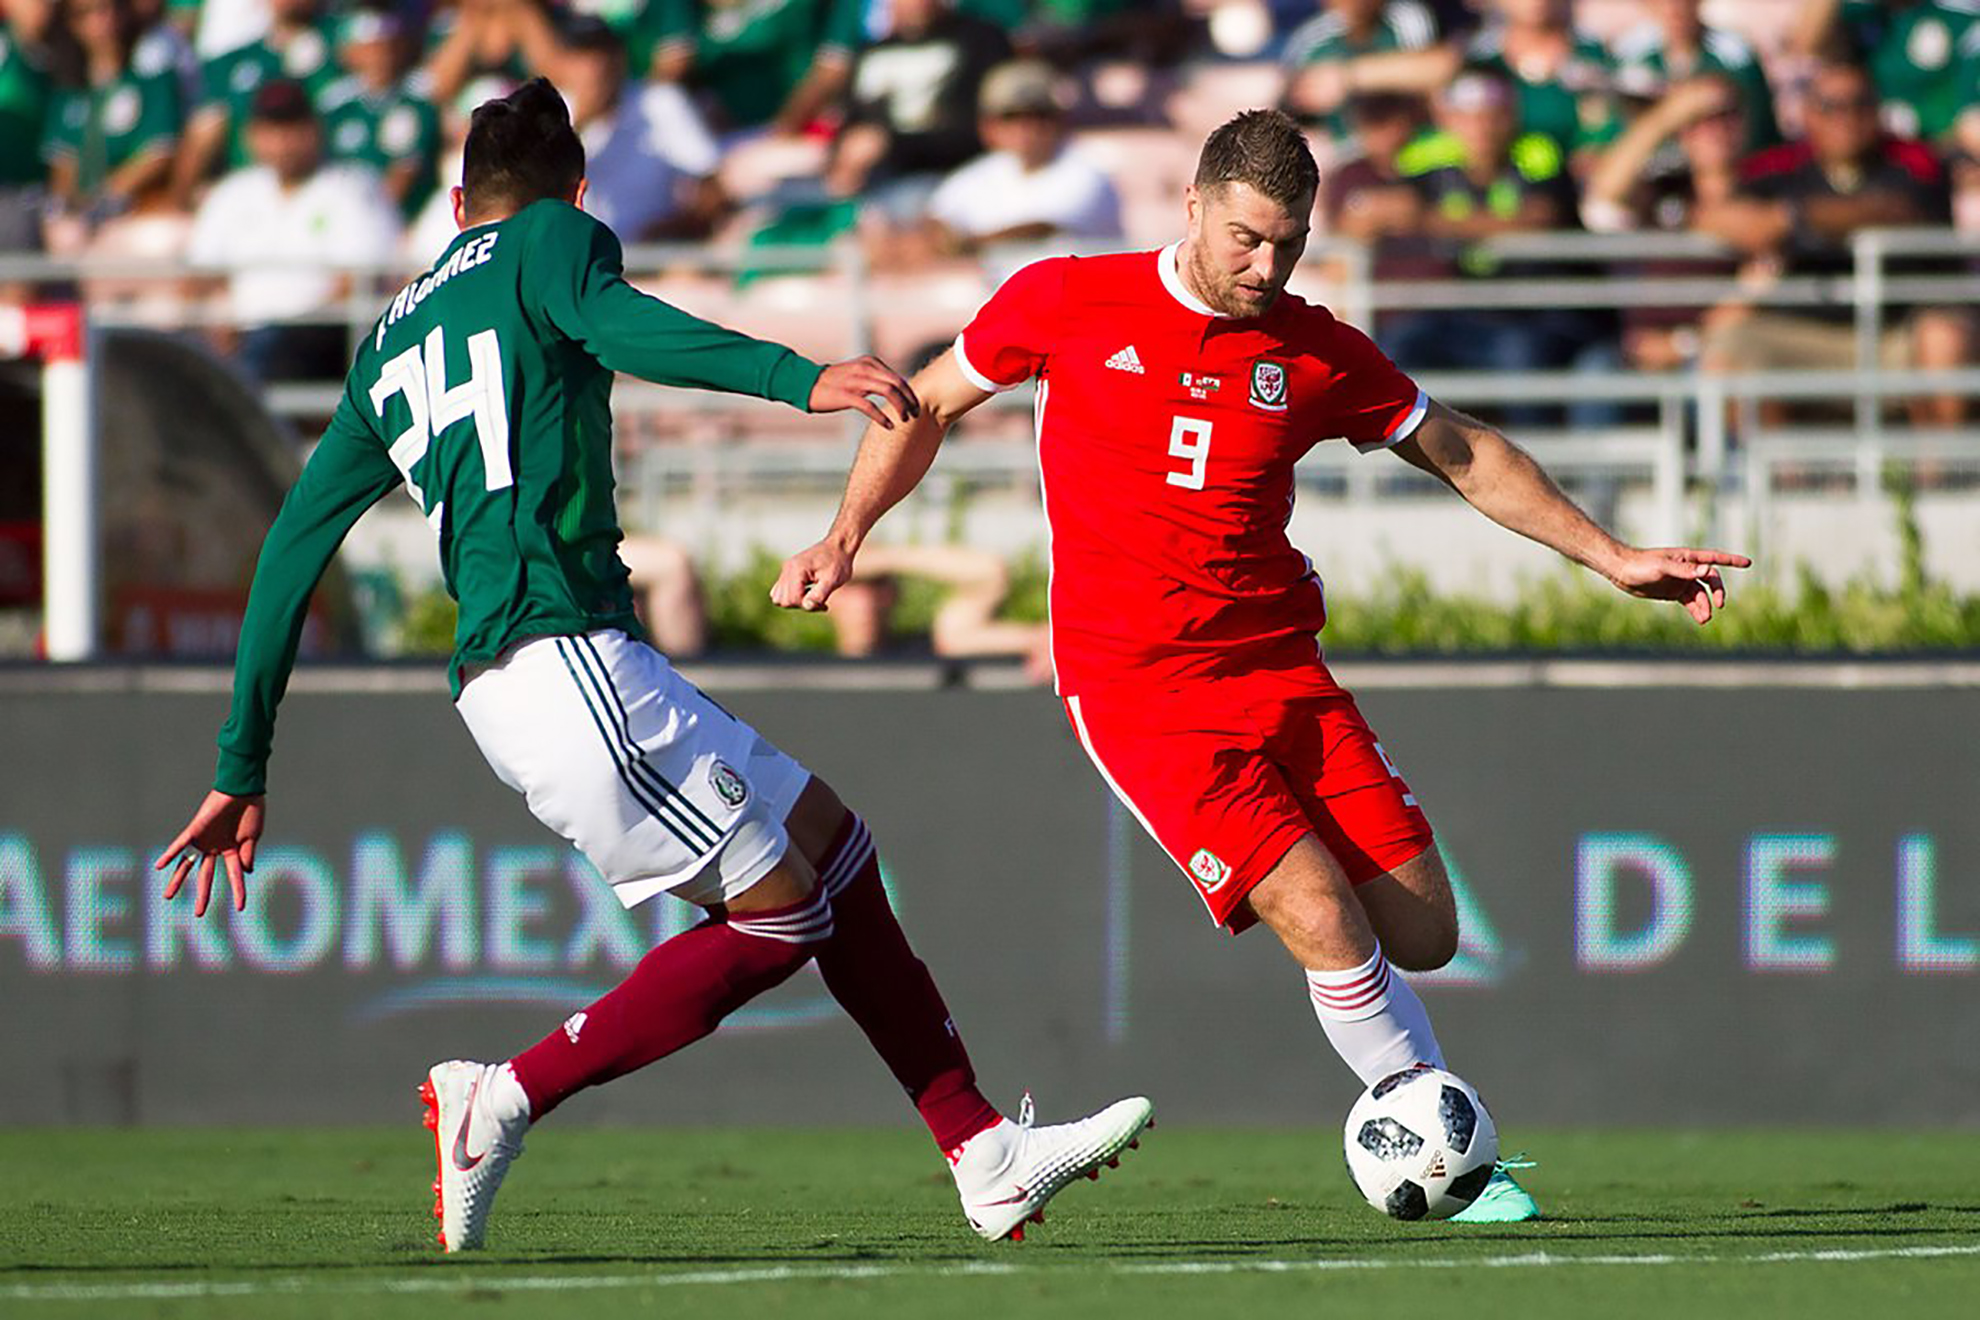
left=1354, top=850, right=1460, bottom=972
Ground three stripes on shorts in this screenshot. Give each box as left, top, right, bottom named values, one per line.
left=554, top=635, right=723, bottom=856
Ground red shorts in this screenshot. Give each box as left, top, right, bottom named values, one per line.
left=1063, top=664, right=1434, bottom=932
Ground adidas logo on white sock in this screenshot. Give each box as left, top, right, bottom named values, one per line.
left=1105, top=345, right=1144, bottom=373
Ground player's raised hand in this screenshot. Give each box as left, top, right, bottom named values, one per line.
left=810, top=355, right=920, bottom=431
left=154, top=790, right=265, bottom=917
left=772, top=539, right=855, bottom=612
left=1607, top=547, right=1753, bottom=624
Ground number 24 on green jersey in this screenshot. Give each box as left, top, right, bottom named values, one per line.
left=368, top=323, right=513, bottom=526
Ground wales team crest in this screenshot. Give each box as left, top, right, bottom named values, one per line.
left=710, top=760, right=748, bottom=808
left=1188, top=848, right=1230, bottom=892
left=1249, top=359, right=1289, bottom=412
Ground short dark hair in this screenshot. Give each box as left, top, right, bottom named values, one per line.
left=1194, top=109, right=1319, bottom=213
left=461, top=78, right=585, bottom=218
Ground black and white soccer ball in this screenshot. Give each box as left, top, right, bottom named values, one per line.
left=1342, top=1065, right=1499, bottom=1220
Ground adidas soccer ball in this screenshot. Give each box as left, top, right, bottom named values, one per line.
left=1343, top=1065, right=1498, bottom=1220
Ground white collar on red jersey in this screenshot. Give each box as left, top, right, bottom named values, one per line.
left=1158, top=241, right=1232, bottom=319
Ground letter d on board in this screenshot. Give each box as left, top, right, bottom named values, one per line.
left=1575, top=833, right=1693, bottom=971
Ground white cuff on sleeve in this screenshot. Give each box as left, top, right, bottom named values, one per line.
left=952, top=333, right=1020, bottom=394
left=1352, top=388, right=1429, bottom=453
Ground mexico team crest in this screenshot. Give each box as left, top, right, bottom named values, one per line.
left=1249, top=359, right=1289, bottom=412
left=710, top=760, right=748, bottom=808
left=1188, top=848, right=1230, bottom=892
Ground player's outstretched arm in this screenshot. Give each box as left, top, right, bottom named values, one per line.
left=154, top=790, right=264, bottom=917
left=154, top=402, right=400, bottom=916
left=1393, top=401, right=1751, bottom=624
left=772, top=349, right=992, bottom=612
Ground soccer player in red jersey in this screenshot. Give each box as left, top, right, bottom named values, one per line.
left=776, top=109, right=1751, bottom=1222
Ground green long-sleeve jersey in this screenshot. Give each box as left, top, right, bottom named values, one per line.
left=214, top=199, right=824, bottom=796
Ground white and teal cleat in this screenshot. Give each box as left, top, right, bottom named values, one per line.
left=1450, top=1162, right=1541, bottom=1223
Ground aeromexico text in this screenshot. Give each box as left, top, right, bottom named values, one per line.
left=0, top=829, right=1972, bottom=977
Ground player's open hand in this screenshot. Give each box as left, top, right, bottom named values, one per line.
left=154, top=790, right=265, bottom=917
left=772, top=540, right=855, bottom=612
left=810, top=355, right=920, bottom=431
left=1607, top=547, right=1753, bottom=624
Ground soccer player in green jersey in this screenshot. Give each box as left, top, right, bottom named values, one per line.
left=154, top=78, right=1151, bottom=1252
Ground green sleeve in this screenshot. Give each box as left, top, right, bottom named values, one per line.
left=131, top=70, right=184, bottom=155
left=524, top=203, right=823, bottom=409
left=1734, top=55, right=1782, bottom=149
left=41, top=90, right=79, bottom=163
left=214, top=390, right=401, bottom=795
left=649, top=0, right=696, bottom=44
left=198, top=49, right=234, bottom=109
left=819, top=0, right=865, bottom=58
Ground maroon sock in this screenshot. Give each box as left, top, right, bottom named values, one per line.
left=508, top=887, right=831, bottom=1120
left=814, top=814, right=1002, bottom=1153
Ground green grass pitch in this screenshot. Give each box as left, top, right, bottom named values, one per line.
left=3, top=1128, right=1976, bottom=1318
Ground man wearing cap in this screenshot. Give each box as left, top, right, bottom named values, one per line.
left=184, top=77, right=400, bottom=383
left=1383, top=67, right=1598, bottom=427
left=317, top=3, right=440, bottom=219
left=174, top=0, right=338, bottom=203
left=916, top=59, right=1120, bottom=258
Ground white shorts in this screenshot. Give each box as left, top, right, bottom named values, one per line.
left=455, top=630, right=812, bottom=909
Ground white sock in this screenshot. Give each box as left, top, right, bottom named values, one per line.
left=1305, top=948, right=1445, bottom=1087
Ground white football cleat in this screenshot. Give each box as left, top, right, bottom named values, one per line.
left=950, top=1092, right=1154, bottom=1242
left=419, top=1060, right=527, bottom=1252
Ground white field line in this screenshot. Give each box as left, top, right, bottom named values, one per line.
left=4, top=1243, right=1979, bottom=1302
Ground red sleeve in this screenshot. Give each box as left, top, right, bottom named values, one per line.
left=952, top=257, right=1067, bottom=392
left=1319, top=317, right=1429, bottom=453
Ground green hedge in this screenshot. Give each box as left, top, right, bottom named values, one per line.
left=394, top=557, right=1980, bottom=658
left=388, top=482, right=1980, bottom=657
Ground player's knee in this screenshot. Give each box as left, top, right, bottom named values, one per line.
left=1253, top=890, right=1368, bottom=969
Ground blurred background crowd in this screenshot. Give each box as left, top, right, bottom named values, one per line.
left=3, top=0, right=1979, bottom=385
left=5, top=0, right=1980, bottom=665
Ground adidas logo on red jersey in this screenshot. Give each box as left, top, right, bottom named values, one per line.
left=1105, top=345, right=1144, bottom=374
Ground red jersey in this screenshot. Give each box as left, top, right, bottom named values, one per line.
left=954, top=245, right=1428, bottom=692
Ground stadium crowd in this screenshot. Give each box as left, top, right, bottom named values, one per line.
left=0, top=0, right=1977, bottom=397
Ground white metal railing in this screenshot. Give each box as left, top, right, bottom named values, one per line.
left=17, top=227, right=1980, bottom=663
left=3, top=226, right=1972, bottom=365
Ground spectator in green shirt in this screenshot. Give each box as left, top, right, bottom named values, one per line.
left=173, top=0, right=339, bottom=204
left=1608, top=0, right=1780, bottom=151
left=318, top=4, right=440, bottom=219
left=1, top=1, right=56, bottom=190
left=1796, top=0, right=1980, bottom=142
left=0, top=0, right=56, bottom=262
left=42, top=0, right=182, bottom=232
left=1283, top=1, right=1441, bottom=138
left=645, top=0, right=866, bottom=136
left=421, top=0, right=567, bottom=108
left=1313, top=0, right=1621, bottom=170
